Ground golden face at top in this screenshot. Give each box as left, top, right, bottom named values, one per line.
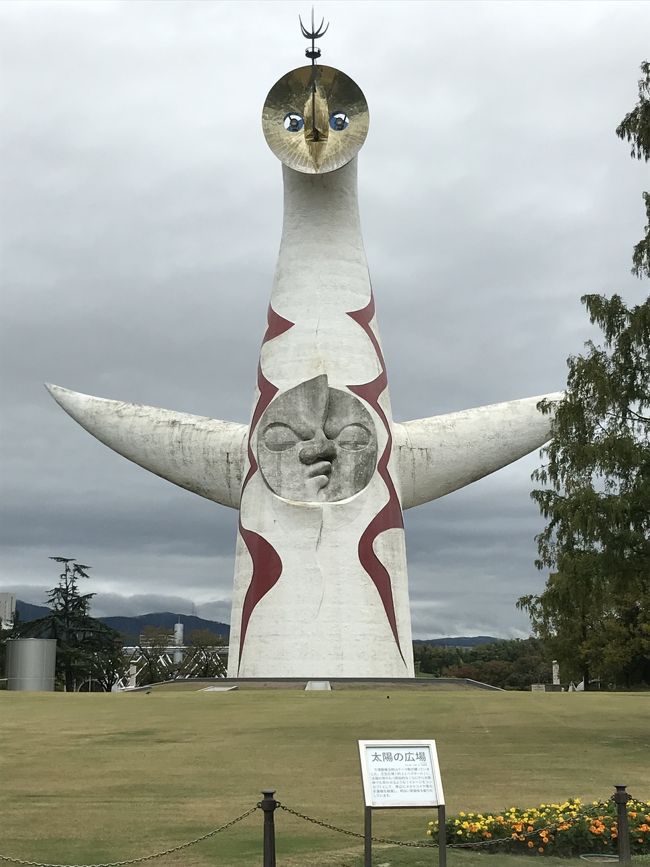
left=262, top=65, right=369, bottom=174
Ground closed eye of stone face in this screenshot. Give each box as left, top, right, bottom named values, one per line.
left=336, top=423, right=371, bottom=451
left=262, top=423, right=301, bottom=452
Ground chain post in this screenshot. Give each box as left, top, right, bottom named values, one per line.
left=612, top=785, right=632, bottom=865
left=259, top=789, right=278, bottom=867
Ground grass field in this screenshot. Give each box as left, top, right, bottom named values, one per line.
left=1, top=689, right=649, bottom=866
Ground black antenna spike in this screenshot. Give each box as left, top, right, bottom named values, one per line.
left=299, top=7, right=329, bottom=63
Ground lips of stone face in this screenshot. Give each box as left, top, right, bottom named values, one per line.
left=257, top=375, right=378, bottom=503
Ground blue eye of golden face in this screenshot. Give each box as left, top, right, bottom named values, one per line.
left=284, top=113, right=304, bottom=132
left=330, top=111, right=349, bottom=131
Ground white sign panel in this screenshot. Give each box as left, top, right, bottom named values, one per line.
left=358, top=740, right=445, bottom=808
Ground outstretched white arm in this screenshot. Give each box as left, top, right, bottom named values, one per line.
left=46, top=384, right=247, bottom=509
left=394, top=392, right=563, bottom=509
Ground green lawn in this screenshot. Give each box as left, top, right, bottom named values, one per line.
left=0, top=690, right=648, bottom=866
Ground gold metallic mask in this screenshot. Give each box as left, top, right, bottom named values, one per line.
left=262, top=65, right=369, bottom=174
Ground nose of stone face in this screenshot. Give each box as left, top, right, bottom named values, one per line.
left=299, top=431, right=337, bottom=465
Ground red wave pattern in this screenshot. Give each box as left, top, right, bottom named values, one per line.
left=347, top=294, right=405, bottom=664
left=238, top=306, right=294, bottom=668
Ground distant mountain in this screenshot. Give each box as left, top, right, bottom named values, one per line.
left=102, top=612, right=229, bottom=644
left=15, top=600, right=229, bottom=644
left=15, top=600, right=51, bottom=621
left=413, top=636, right=501, bottom=647
left=15, top=601, right=495, bottom=648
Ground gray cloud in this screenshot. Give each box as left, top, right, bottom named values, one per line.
left=2, top=0, right=648, bottom=639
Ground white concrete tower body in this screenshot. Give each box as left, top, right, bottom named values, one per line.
left=231, top=155, right=412, bottom=676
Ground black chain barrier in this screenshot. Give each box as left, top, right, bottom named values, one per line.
left=279, top=803, right=560, bottom=850
left=1, top=791, right=646, bottom=865
left=279, top=803, right=431, bottom=848
left=0, top=807, right=259, bottom=867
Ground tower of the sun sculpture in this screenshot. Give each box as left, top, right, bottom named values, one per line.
left=47, top=20, right=561, bottom=678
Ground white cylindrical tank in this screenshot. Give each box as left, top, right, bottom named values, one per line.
left=6, top=639, right=57, bottom=691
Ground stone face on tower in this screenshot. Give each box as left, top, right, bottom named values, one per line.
left=47, top=50, right=561, bottom=679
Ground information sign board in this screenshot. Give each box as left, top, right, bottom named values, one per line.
left=358, top=739, right=444, bottom=808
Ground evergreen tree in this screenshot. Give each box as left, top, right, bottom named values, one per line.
left=518, top=62, right=650, bottom=689
left=18, top=558, right=126, bottom=691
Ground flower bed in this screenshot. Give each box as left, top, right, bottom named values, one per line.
left=426, top=798, right=650, bottom=857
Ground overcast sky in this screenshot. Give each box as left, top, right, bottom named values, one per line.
left=1, top=0, right=648, bottom=639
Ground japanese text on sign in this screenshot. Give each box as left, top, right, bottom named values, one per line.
left=358, top=740, right=444, bottom=808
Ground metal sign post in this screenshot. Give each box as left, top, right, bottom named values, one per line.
left=358, top=739, right=446, bottom=866
left=364, top=806, right=372, bottom=867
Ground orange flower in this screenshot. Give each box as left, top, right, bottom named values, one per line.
left=528, top=841, right=534, bottom=848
